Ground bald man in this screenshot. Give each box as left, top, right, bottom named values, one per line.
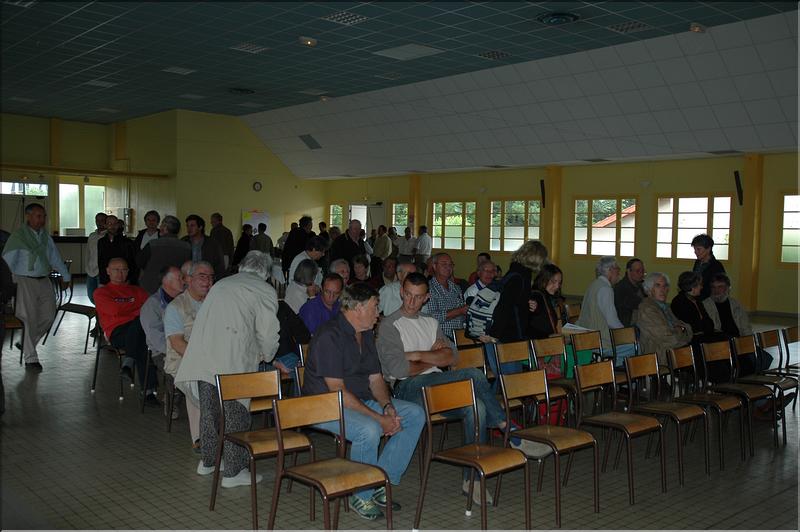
left=139, top=266, right=184, bottom=366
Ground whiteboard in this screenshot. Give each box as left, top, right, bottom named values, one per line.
left=242, top=209, right=269, bottom=233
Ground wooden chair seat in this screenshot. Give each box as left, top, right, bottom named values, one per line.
left=675, top=392, right=741, bottom=412
left=59, top=302, right=96, bottom=316
left=435, top=443, right=527, bottom=476
left=737, top=374, right=797, bottom=391
left=227, top=428, right=310, bottom=455
left=582, top=412, right=661, bottom=435
left=713, top=383, right=772, bottom=401
left=287, top=457, right=387, bottom=496
left=631, top=401, right=705, bottom=422
left=513, top=424, right=595, bottom=452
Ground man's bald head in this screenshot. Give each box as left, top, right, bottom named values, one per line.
left=107, top=258, right=130, bottom=285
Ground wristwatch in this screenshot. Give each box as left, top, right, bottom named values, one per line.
left=382, top=402, right=393, bottom=412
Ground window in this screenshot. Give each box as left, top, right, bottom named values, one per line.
left=84, top=185, right=105, bottom=231
left=391, top=202, right=408, bottom=229
left=56, top=178, right=107, bottom=235
left=59, top=183, right=80, bottom=231
left=490, top=199, right=541, bottom=251
left=781, top=194, right=800, bottom=263
left=1, top=181, right=49, bottom=196
left=329, top=204, right=343, bottom=229
left=656, top=196, right=731, bottom=260
left=431, top=201, right=476, bottom=250
left=574, top=198, right=636, bottom=256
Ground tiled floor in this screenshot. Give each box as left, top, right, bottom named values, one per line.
left=1, top=284, right=798, bottom=530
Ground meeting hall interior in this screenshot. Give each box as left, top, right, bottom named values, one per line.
left=1, top=1, right=798, bottom=530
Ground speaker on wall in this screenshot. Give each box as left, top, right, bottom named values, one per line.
left=734, top=170, right=743, bottom=206
left=540, top=179, right=546, bottom=208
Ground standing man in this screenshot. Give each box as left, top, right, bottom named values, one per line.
left=396, top=227, right=416, bottom=264
left=423, top=253, right=467, bottom=339
left=85, top=211, right=107, bottom=303
left=2, top=203, right=71, bottom=370
left=415, top=225, right=432, bottom=269
left=209, top=212, right=235, bottom=270
left=372, top=225, right=392, bottom=263
left=330, top=219, right=367, bottom=272
left=98, top=214, right=138, bottom=285
left=133, top=210, right=161, bottom=250
left=302, top=284, right=424, bottom=520
left=137, top=215, right=191, bottom=294
left=282, top=216, right=315, bottom=277
left=250, top=223, right=273, bottom=254
left=614, top=258, right=646, bottom=327
left=182, top=214, right=225, bottom=281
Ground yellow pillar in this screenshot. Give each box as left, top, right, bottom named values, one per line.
left=544, top=165, right=563, bottom=264
left=114, top=122, right=127, bottom=160
left=409, top=174, right=421, bottom=233
left=49, top=118, right=61, bottom=166
left=738, top=153, right=763, bottom=308
left=49, top=118, right=62, bottom=233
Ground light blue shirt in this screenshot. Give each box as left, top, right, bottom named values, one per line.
left=2, top=225, right=71, bottom=281
left=164, top=295, right=202, bottom=337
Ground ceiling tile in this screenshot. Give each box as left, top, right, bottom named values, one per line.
left=627, top=112, right=662, bottom=135
left=681, top=106, right=721, bottom=129
left=664, top=130, right=699, bottom=151
left=627, top=62, right=666, bottom=88
left=710, top=19, right=753, bottom=49
left=656, top=57, right=695, bottom=84
left=699, top=78, right=740, bottom=105
left=719, top=46, right=764, bottom=75
left=693, top=128, right=732, bottom=151
left=778, top=95, right=797, bottom=123
left=542, top=101, right=572, bottom=122
left=754, top=122, right=794, bottom=147
left=766, top=68, right=797, bottom=97
left=639, top=133, right=672, bottom=155
left=573, top=71, right=609, bottom=96
left=643, top=34, right=684, bottom=60
left=562, top=51, right=595, bottom=73
left=686, top=52, right=730, bottom=80
left=601, top=115, right=633, bottom=136
left=712, top=102, right=752, bottom=127
left=589, top=138, right=622, bottom=157
left=565, top=97, right=597, bottom=120
left=733, top=72, right=776, bottom=101
left=525, top=79, right=557, bottom=101
left=641, top=86, right=677, bottom=111
left=588, top=93, right=623, bottom=117
left=652, top=109, right=690, bottom=132
left=587, top=46, right=624, bottom=69
left=755, top=39, right=797, bottom=71
left=613, top=89, right=649, bottom=113
left=615, top=41, right=653, bottom=65
left=744, top=99, right=788, bottom=124
left=537, top=55, right=569, bottom=77
left=723, top=125, right=763, bottom=149
left=745, top=12, right=793, bottom=43
left=669, top=82, right=708, bottom=107
left=550, top=75, right=584, bottom=99
left=600, top=66, right=638, bottom=92
left=615, top=137, right=648, bottom=157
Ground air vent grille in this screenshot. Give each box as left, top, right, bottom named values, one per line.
left=607, top=21, right=652, bottom=34
left=478, top=50, right=511, bottom=61
left=322, top=11, right=368, bottom=26
left=229, top=42, right=269, bottom=54
left=299, top=134, right=322, bottom=150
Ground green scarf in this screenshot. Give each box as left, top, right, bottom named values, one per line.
left=5, top=225, right=49, bottom=271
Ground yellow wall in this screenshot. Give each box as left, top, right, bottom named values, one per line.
left=60, top=121, right=110, bottom=169
left=174, top=110, right=326, bottom=240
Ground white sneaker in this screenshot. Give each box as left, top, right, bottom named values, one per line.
left=221, top=468, right=263, bottom=488
left=196, top=459, right=224, bottom=476
left=510, top=438, right=553, bottom=459
left=461, top=479, right=494, bottom=505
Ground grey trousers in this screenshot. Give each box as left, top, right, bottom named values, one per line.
left=198, top=380, right=250, bottom=478
left=14, top=276, right=56, bottom=363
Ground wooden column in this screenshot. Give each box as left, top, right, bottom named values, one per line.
left=544, top=165, right=563, bottom=264
left=409, top=173, right=421, bottom=232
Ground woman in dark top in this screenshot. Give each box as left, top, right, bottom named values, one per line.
left=231, top=224, right=253, bottom=268
left=348, top=254, right=371, bottom=285
left=529, top=263, right=565, bottom=339
left=691, top=233, right=725, bottom=301
left=488, top=240, right=548, bottom=342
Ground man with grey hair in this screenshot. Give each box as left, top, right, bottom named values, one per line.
left=303, top=283, right=424, bottom=520
left=139, top=265, right=184, bottom=366
left=577, top=256, right=634, bottom=365
left=635, top=272, right=692, bottom=366
left=175, top=250, right=279, bottom=487
left=378, top=261, right=417, bottom=315
left=137, top=214, right=191, bottom=294
left=330, top=219, right=367, bottom=272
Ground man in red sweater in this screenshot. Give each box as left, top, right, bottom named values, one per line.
left=94, top=257, right=159, bottom=406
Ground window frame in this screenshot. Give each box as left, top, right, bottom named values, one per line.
left=571, top=195, right=639, bottom=258
left=430, top=199, right=477, bottom=251
left=328, top=204, right=344, bottom=229
left=778, top=190, right=800, bottom=268
left=653, top=193, right=733, bottom=262
left=488, top=197, right=542, bottom=253
left=391, top=201, right=409, bottom=230
left=56, top=175, right=106, bottom=234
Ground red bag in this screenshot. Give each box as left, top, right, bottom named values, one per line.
left=537, top=398, right=568, bottom=426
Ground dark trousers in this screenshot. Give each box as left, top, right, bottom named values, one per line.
left=110, top=318, right=157, bottom=390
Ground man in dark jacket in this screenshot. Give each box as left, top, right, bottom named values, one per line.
left=137, top=215, right=192, bottom=294
left=330, top=219, right=367, bottom=272
left=181, top=214, right=225, bottom=281
left=281, top=215, right=315, bottom=276
left=98, top=215, right=138, bottom=285
left=209, top=212, right=235, bottom=269
left=613, top=258, right=646, bottom=327
left=133, top=210, right=160, bottom=251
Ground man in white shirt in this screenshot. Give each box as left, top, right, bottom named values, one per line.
left=414, top=225, right=432, bottom=269
left=396, top=227, right=416, bottom=264
left=85, top=212, right=107, bottom=304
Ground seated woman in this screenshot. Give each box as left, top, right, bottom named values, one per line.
left=348, top=253, right=371, bottom=285
left=634, top=272, right=693, bottom=366
left=285, top=259, right=319, bottom=314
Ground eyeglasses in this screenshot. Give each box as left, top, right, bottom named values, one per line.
left=109, top=268, right=129, bottom=273
left=323, top=290, right=341, bottom=297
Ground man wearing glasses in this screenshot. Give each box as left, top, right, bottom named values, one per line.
left=298, top=272, right=343, bottom=334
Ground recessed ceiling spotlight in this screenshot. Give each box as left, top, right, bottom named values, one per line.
left=536, top=12, right=580, bottom=25
left=689, top=22, right=706, bottom=33
left=299, top=36, right=318, bottom=47
left=97, top=107, right=120, bottom=113
left=319, top=95, right=331, bottom=102
left=228, top=87, right=255, bottom=95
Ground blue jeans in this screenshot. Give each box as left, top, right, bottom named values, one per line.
left=484, top=343, right=525, bottom=391
left=315, top=398, right=424, bottom=501
left=86, top=275, right=99, bottom=304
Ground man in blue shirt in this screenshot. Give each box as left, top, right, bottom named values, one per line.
left=298, top=273, right=342, bottom=334
left=2, top=203, right=71, bottom=370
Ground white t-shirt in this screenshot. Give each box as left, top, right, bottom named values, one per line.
left=397, top=237, right=417, bottom=255
left=416, top=233, right=432, bottom=256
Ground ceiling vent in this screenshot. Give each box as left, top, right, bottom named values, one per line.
left=373, top=43, right=445, bottom=61
left=536, top=12, right=580, bottom=25
left=484, top=165, right=510, bottom=168
left=583, top=158, right=610, bottom=162
left=97, top=107, right=120, bottom=113
left=322, top=11, right=368, bottom=26
left=607, top=20, right=652, bottom=34
left=299, top=88, right=328, bottom=96
left=162, top=66, right=196, bottom=75
left=478, top=50, right=511, bottom=61
left=84, top=80, right=117, bottom=88
left=179, top=93, right=206, bottom=100
left=706, top=150, right=742, bottom=155
left=229, top=42, right=269, bottom=54
left=375, top=72, right=403, bottom=80
left=228, top=87, right=255, bottom=95
left=299, top=134, right=322, bottom=150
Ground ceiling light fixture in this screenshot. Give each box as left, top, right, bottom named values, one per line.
left=319, top=95, right=331, bottom=102
left=299, top=36, right=317, bottom=47
left=229, top=42, right=269, bottom=54
left=536, top=12, right=580, bottom=25
left=322, top=11, right=368, bottom=26
left=228, top=87, right=255, bottom=95
left=689, top=22, right=706, bottom=33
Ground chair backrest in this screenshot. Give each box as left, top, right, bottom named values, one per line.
left=216, top=370, right=281, bottom=413
left=782, top=326, right=798, bottom=368
left=571, top=330, right=603, bottom=356
left=500, top=369, right=551, bottom=423
left=756, top=329, right=784, bottom=370
left=625, top=353, right=662, bottom=405
left=565, top=302, right=581, bottom=324
left=668, top=345, right=698, bottom=395
left=452, top=343, right=486, bottom=371
left=297, top=343, right=310, bottom=366
left=700, top=340, right=734, bottom=384
left=574, top=360, right=617, bottom=422
left=422, top=379, right=479, bottom=445
left=495, top=340, right=532, bottom=367
left=531, top=336, right=568, bottom=376
left=452, top=328, right=477, bottom=348
left=610, top=326, right=639, bottom=354
left=273, top=391, right=344, bottom=455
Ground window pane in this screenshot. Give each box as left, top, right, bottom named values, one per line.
left=678, top=197, right=708, bottom=212
left=712, top=212, right=730, bottom=228
left=464, top=238, right=475, bottom=250
left=713, top=196, right=731, bottom=212
left=59, top=183, right=79, bottom=232
left=464, top=226, right=475, bottom=238
left=657, top=213, right=673, bottom=227
left=465, top=202, right=476, bottom=215
left=444, top=225, right=462, bottom=237
left=528, top=213, right=541, bottom=227
left=620, top=227, right=635, bottom=242
left=656, top=243, right=672, bottom=258
left=619, top=242, right=635, bottom=256
left=781, top=246, right=800, bottom=263
left=784, top=212, right=800, bottom=229
left=676, top=245, right=696, bottom=259
left=445, top=202, right=462, bottom=215
left=490, top=226, right=501, bottom=238
left=677, top=213, right=707, bottom=228
left=433, top=212, right=443, bottom=226
left=784, top=195, right=800, bottom=211
left=591, top=227, right=615, bottom=242
left=591, top=199, right=616, bottom=224
left=575, top=199, right=588, bottom=212
left=432, top=225, right=443, bottom=237
left=392, top=203, right=408, bottom=228
left=591, top=241, right=616, bottom=255
left=432, top=236, right=443, bottom=248
left=657, top=228, right=673, bottom=242
left=490, top=238, right=501, bottom=251
left=574, top=241, right=588, bottom=254
left=712, top=229, right=730, bottom=246
left=528, top=200, right=541, bottom=213
left=433, top=202, right=442, bottom=215
left=506, top=200, right=525, bottom=214
left=444, top=237, right=461, bottom=249
left=574, top=227, right=587, bottom=240
left=574, top=213, right=588, bottom=227
left=84, top=185, right=105, bottom=234
left=528, top=227, right=540, bottom=240
left=505, top=226, right=524, bottom=239
left=25, top=183, right=48, bottom=196
left=657, top=197, right=673, bottom=212
left=714, top=244, right=729, bottom=260
left=1, top=182, right=24, bottom=195
left=504, top=239, right=524, bottom=251
left=677, top=229, right=701, bottom=244
left=782, top=228, right=800, bottom=246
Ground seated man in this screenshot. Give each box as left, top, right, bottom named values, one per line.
left=299, top=273, right=343, bottom=334
left=329, top=258, right=351, bottom=286
left=139, top=265, right=184, bottom=413
left=165, top=261, right=214, bottom=451
left=302, top=283, right=424, bottom=521
left=377, top=272, right=542, bottom=503
left=368, top=255, right=397, bottom=290
left=378, top=262, right=416, bottom=316
left=94, top=257, right=159, bottom=405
